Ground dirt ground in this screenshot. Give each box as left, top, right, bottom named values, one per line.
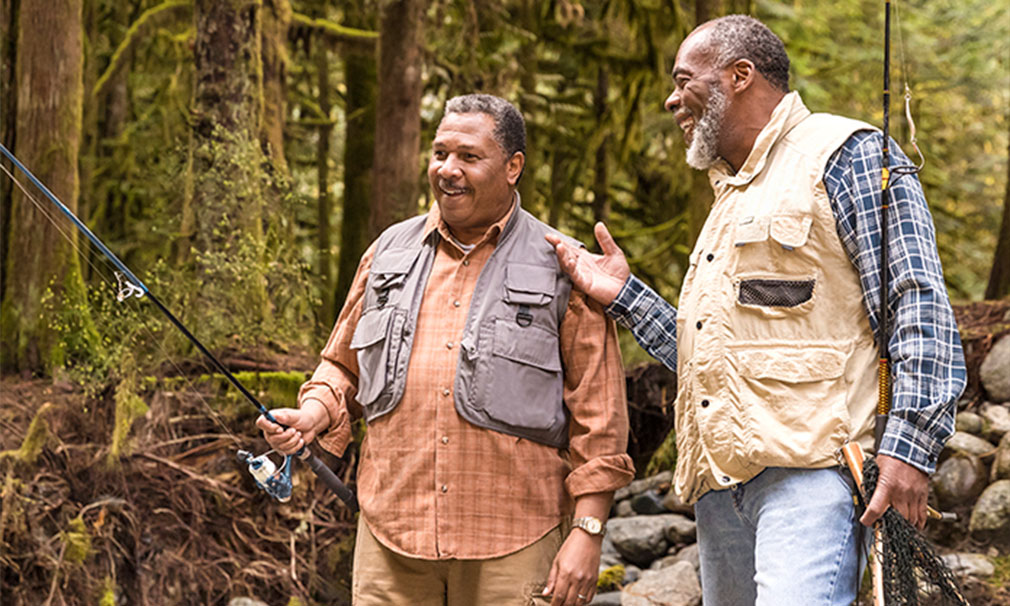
left=2, top=301, right=1009, bottom=605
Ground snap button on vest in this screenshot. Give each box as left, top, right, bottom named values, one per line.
left=701, top=399, right=710, bottom=408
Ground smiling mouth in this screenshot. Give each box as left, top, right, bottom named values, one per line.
left=438, top=181, right=470, bottom=197
left=676, top=112, right=695, bottom=142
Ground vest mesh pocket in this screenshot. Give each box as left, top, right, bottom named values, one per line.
left=738, top=278, right=815, bottom=307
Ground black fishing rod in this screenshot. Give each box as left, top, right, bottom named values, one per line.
left=0, top=142, right=357, bottom=512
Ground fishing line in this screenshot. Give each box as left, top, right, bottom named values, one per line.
left=1, top=161, right=243, bottom=446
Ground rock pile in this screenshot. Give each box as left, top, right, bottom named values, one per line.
left=591, top=334, right=1010, bottom=606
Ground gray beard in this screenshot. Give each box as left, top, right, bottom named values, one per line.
left=685, top=85, right=727, bottom=170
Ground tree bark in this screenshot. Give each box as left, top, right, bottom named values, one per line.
left=1, top=0, right=96, bottom=375
left=985, top=129, right=1010, bottom=300
left=315, top=37, right=334, bottom=325
left=369, top=0, right=423, bottom=239
left=517, top=0, right=540, bottom=214
left=261, top=0, right=291, bottom=175
left=336, top=2, right=377, bottom=313
left=1, top=0, right=19, bottom=305
left=592, top=66, right=611, bottom=228
left=186, top=0, right=271, bottom=341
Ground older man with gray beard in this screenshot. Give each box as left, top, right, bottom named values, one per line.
left=548, top=15, right=964, bottom=606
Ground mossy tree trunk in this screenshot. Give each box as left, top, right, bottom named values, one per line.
left=315, top=34, right=335, bottom=324
left=369, top=0, right=422, bottom=239
left=261, top=0, right=290, bottom=176
left=517, top=0, right=540, bottom=215
left=335, top=0, right=377, bottom=315
left=1, top=0, right=97, bottom=375
left=186, top=0, right=272, bottom=345
left=592, top=66, right=611, bottom=228
left=985, top=128, right=1010, bottom=300
left=0, top=0, right=19, bottom=305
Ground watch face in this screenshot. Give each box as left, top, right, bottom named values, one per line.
left=586, top=519, right=602, bottom=533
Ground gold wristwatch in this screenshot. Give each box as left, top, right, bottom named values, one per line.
left=572, top=516, right=606, bottom=537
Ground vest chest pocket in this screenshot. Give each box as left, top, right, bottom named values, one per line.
left=350, top=306, right=404, bottom=407
left=733, top=214, right=814, bottom=276
left=369, top=247, right=419, bottom=303
left=475, top=319, right=564, bottom=430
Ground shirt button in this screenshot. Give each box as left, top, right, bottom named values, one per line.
left=462, top=259, right=470, bottom=266
left=701, top=399, right=710, bottom=408
left=446, top=341, right=454, bottom=349
left=453, top=300, right=461, bottom=307
left=696, top=321, right=703, bottom=330
left=441, top=485, right=448, bottom=493
left=706, top=253, right=714, bottom=262
left=441, top=436, right=449, bottom=444
left=442, top=388, right=451, bottom=396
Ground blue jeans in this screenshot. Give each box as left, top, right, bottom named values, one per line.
left=695, top=467, right=869, bottom=606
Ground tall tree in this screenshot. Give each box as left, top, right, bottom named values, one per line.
left=369, top=0, right=423, bottom=238
left=335, top=1, right=377, bottom=313
left=1, top=0, right=18, bottom=304
left=261, top=0, right=292, bottom=175
left=185, top=0, right=272, bottom=343
left=1, top=0, right=96, bottom=374
left=985, top=129, right=1010, bottom=300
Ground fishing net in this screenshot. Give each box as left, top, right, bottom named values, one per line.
left=860, top=457, right=971, bottom=606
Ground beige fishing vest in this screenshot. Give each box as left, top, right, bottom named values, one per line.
left=674, top=92, right=880, bottom=504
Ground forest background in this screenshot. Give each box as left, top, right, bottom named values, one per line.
left=0, top=0, right=1008, bottom=604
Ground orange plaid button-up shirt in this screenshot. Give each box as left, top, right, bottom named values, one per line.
left=301, top=201, right=634, bottom=560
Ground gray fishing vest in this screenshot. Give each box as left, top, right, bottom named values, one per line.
left=349, top=204, right=581, bottom=448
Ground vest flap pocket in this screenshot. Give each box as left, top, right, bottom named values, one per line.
left=350, top=306, right=394, bottom=350
left=769, top=215, right=813, bottom=250
left=504, top=264, right=556, bottom=306
left=736, top=346, right=845, bottom=383
left=370, top=248, right=418, bottom=289
left=734, top=215, right=770, bottom=247
left=491, top=321, right=562, bottom=372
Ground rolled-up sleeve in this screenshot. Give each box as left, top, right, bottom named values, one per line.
left=560, top=289, right=635, bottom=498
left=299, top=244, right=375, bottom=456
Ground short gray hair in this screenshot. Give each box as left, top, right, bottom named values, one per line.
left=704, top=15, right=790, bottom=93
left=443, top=94, right=527, bottom=158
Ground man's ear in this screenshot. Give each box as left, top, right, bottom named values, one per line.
left=730, top=59, right=756, bottom=93
left=507, top=151, right=525, bottom=186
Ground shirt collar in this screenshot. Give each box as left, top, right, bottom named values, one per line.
left=709, top=91, right=811, bottom=188
left=423, top=190, right=520, bottom=251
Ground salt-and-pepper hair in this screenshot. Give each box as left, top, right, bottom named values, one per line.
left=704, top=15, right=791, bottom=93
left=443, top=94, right=527, bottom=158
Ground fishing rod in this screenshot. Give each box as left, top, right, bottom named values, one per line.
left=0, top=142, right=357, bottom=512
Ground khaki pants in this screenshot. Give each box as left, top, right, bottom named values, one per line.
left=352, top=517, right=563, bottom=606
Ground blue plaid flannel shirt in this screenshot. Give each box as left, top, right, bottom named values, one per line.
left=606, top=130, right=966, bottom=475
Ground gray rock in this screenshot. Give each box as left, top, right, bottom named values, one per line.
left=624, top=565, right=642, bottom=584
left=944, top=431, right=996, bottom=457
left=649, top=544, right=700, bottom=573
left=969, top=479, right=1010, bottom=541
left=615, top=499, right=635, bottom=518
left=956, top=411, right=984, bottom=435
left=615, top=471, right=674, bottom=502
left=993, top=432, right=1010, bottom=482
left=631, top=490, right=670, bottom=515
left=590, top=591, right=623, bottom=606
left=663, top=515, right=697, bottom=544
left=661, top=489, right=694, bottom=516
left=980, top=403, right=1010, bottom=441
left=600, top=553, right=623, bottom=569
left=932, top=454, right=989, bottom=510
left=941, top=553, right=996, bottom=578
left=229, top=599, right=269, bottom=606
left=980, top=335, right=1010, bottom=402
left=601, top=534, right=620, bottom=558
left=608, top=516, right=670, bottom=566
left=621, top=561, right=702, bottom=606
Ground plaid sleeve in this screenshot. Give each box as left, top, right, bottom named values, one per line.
left=824, top=131, right=967, bottom=474
left=605, top=275, right=679, bottom=372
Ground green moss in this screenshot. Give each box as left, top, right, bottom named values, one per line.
left=0, top=402, right=53, bottom=465
left=108, top=377, right=150, bottom=462
left=97, top=576, right=117, bottom=606
left=62, top=516, right=92, bottom=565
left=597, top=564, right=625, bottom=591
left=286, top=598, right=306, bottom=606
left=645, top=429, right=677, bottom=477
left=990, top=554, right=1010, bottom=589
